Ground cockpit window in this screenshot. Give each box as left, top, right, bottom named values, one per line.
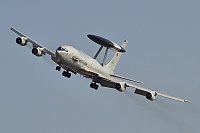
left=57, top=46, right=65, bottom=51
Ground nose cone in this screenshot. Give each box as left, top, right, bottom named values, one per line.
left=56, top=47, right=65, bottom=57
left=56, top=49, right=62, bottom=58
left=56, top=46, right=66, bottom=56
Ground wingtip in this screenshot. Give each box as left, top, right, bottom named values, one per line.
left=184, top=100, right=192, bottom=104
left=139, top=81, right=144, bottom=84
left=10, top=27, right=16, bottom=31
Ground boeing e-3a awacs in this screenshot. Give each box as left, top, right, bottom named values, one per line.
left=11, top=27, right=191, bottom=103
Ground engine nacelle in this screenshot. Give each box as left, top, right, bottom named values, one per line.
left=115, top=82, right=126, bottom=92
left=32, top=47, right=44, bottom=56
left=16, top=37, right=27, bottom=46
left=146, top=91, right=157, bottom=101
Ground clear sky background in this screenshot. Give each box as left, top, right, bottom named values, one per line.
left=1, top=0, right=200, bottom=133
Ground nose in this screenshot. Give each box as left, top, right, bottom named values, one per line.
left=56, top=46, right=64, bottom=56
left=55, top=50, right=64, bottom=63
left=56, top=49, right=63, bottom=59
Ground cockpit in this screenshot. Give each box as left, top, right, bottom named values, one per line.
left=57, top=46, right=68, bottom=52
left=57, top=46, right=65, bottom=51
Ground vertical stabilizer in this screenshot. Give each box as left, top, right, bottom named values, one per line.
left=105, top=40, right=128, bottom=72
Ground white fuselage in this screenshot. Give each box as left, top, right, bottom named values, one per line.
left=55, top=45, right=113, bottom=78
left=11, top=27, right=191, bottom=102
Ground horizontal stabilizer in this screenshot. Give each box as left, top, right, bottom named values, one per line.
left=110, top=74, right=143, bottom=84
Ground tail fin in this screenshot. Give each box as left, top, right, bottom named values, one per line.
left=105, top=40, right=128, bottom=71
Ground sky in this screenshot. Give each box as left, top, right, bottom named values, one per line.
left=1, top=0, right=200, bottom=133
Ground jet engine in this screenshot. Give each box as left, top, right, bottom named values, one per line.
left=16, top=37, right=27, bottom=46
left=32, top=47, right=44, bottom=56
left=115, top=82, right=126, bottom=92
left=146, top=91, right=157, bottom=101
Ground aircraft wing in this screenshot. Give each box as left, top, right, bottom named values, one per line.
left=10, top=27, right=55, bottom=57
left=126, top=83, right=191, bottom=103
left=79, top=67, right=191, bottom=103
